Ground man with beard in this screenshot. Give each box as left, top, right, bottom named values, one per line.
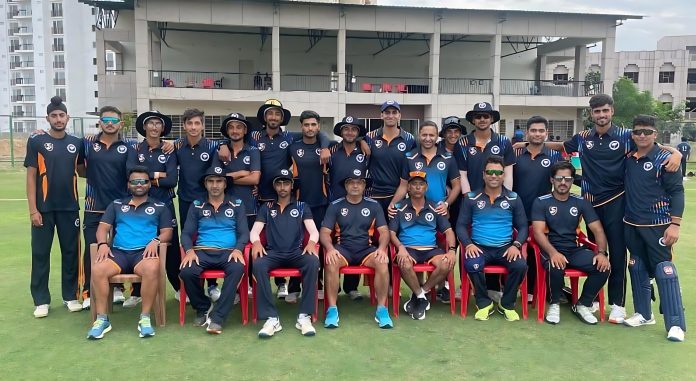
left=25, top=96, right=85, bottom=318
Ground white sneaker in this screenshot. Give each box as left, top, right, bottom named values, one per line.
left=123, top=296, right=142, bottom=308
left=174, top=290, right=190, bottom=304
left=318, top=289, right=324, bottom=300
left=64, top=300, right=83, bottom=312
left=667, top=326, right=685, bottom=342
left=295, top=315, right=316, bottom=336
left=589, top=301, right=600, bottom=313
left=527, top=293, right=534, bottom=303
left=277, top=284, right=289, bottom=299
left=258, top=318, right=282, bottom=338
left=208, top=285, right=221, bottom=303
left=285, top=292, right=300, bottom=304
left=487, top=290, right=503, bottom=304
left=623, top=313, right=656, bottom=327
left=545, top=303, right=560, bottom=324
left=573, top=304, right=598, bottom=325
left=82, top=297, right=91, bottom=310
left=34, top=304, right=49, bottom=318
left=112, top=288, right=125, bottom=304
left=248, top=285, right=253, bottom=296
left=608, top=304, right=626, bottom=324
left=348, top=290, right=363, bottom=301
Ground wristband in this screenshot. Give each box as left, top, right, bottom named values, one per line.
left=671, top=222, right=681, bottom=227
left=512, top=241, right=522, bottom=249
left=152, top=237, right=161, bottom=243
left=98, top=242, right=108, bottom=248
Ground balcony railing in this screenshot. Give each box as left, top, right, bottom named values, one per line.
left=349, top=76, right=431, bottom=93
left=11, top=94, right=36, bottom=102
left=9, top=43, right=33, bottom=52
left=52, top=27, right=64, bottom=35
left=51, top=10, right=63, bottom=17
left=54, top=78, right=66, bottom=86
left=439, top=78, right=492, bottom=94
left=685, top=111, right=696, bottom=120
left=280, top=74, right=332, bottom=92
left=10, top=60, right=33, bottom=69
left=10, top=78, right=34, bottom=85
left=52, top=44, right=65, bottom=52
left=12, top=111, right=35, bottom=117
left=53, top=61, right=65, bottom=69
left=8, top=9, right=32, bottom=18
left=151, top=70, right=259, bottom=90
left=500, top=79, right=603, bottom=97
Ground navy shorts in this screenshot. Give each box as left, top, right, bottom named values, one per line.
left=406, top=247, right=444, bottom=264
left=335, top=244, right=377, bottom=266
left=110, top=247, right=145, bottom=274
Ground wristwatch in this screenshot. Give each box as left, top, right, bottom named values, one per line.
left=512, top=241, right=522, bottom=249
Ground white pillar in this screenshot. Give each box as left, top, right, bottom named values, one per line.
left=601, top=28, right=617, bottom=96
left=574, top=45, right=587, bottom=96
left=490, top=28, right=502, bottom=108
left=337, top=14, right=346, bottom=93
left=427, top=15, right=441, bottom=121
left=134, top=4, right=150, bottom=114
left=272, top=6, right=280, bottom=92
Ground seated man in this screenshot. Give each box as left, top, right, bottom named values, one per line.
left=456, top=155, right=528, bottom=321
left=390, top=171, right=456, bottom=320
left=531, top=161, right=610, bottom=325
left=179, top=166, right=249, bottom=334
left=250, top=169, right=320, bottom=338
left=320, top=171, right=393, bottom=329
left=87, top=166, right=173, bottom=339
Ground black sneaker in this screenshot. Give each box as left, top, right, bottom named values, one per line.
left=403, top=293, right=418, bottom=315
left=436, top=287, right=450, bottom=304
left=194, top=311, right=209, bottom=327
left=411, top=297, right=431, bottom=320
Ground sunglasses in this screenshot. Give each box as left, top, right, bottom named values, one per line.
left=552, top=176, right=574, bottom=183
left=473, top=114, right=491, bottom=120
left=484, top=169, right=504, bottom=176
left=632, top=129, right=656, bottom=136
left=100, top=116, right=120, bottom=124
left=129, top=179, right=150, bottom=186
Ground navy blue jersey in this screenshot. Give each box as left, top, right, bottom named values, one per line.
left=677, top=142, right=691, bottom=160
left=364, top=128, right=416, bottom=197
left=326, top=142, right=369, bottom=201
left=454, top=131, right=515, bottom=192
left=290, top=140, right=328, bottom=207
left=402, top=150, right=459, bottom=203
left=181, top=197, right=249, bottom=252
left=256, top=199, right=312, bottom=253
left=175, top=137, right=220, bottom=202
left=456, top=188, right=528, bottom=248
left=83, top=134, right=133, bottom=212
left=389, top=199, right=451, bottom=248
left=322, top=197, right=387, bottom=250
left=131, top=141, right=178, bottom=204
left=531, top=193, right=599, bottom=252
left=512, top=145, right=564, bottom=217
left=101, top=197, right=172, bottom=251
left=211, top=144, right=261, bottom=216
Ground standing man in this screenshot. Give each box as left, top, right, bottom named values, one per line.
left=25, top=96, right=85, bottom=317
left=179, top=166, right=249, bottom=335
left=250, top=169, right=320, bottom=338
left=531, top=161, right=610, bottom=325
left=437, top=116, right=465, bottom=155
left=456, top=156, right=528, bottom=321
left=677, top=137, right=690, bottom=180
left=623, top=115, right=686, bottom=342
left=320, top=171, right=393, bottom=329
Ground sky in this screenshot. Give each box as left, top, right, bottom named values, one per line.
left=378, top=0, right=695, bottom=51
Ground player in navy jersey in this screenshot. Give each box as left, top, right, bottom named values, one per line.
left=676, top=137, right=691, bottom=180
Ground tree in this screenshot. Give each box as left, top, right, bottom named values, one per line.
left=611, top=77, right=655, bottom=128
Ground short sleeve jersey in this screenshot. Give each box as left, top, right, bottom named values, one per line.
left=132, top=141, right=178, bottom=204
left=83, top=134, right=133, bottom=212
left=175, top=137, right=219, bottom=202
left=101, top=197, right=172, bottom=251
left=530, top=193, right=599, bottom=252
left=322, top=197, right=387, bottom=250
left=327, top=142, right=369, bottom=201
left=364, top=127, right=416, bottom=197
left=454, top=131, right=516, bottom=191
left=677, top=142, right=691, bottom=160
left=389, top=199, right=451, bottom=248
left=402, top=150, right=459, bottom=203
left=512, top=145, right=563, bottom=217
left=256, top=199, right=312, bottom=253
left=250, top=129, right=296, bottom=201
left=456, top=189, right=528, bottom=248
left=289, top=140, right=328, bottom=207
left=211, top=144, right=261, bottom=216
left=181, top=197, right=248, bottom=251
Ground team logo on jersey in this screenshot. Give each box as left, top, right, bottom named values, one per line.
left=315, top=148, right=321, bottom=155
left=158, top=154, right=167, bottom=164
left=415, top=162, right=424, bottom=170
left=404, top=212, right=412, bottom=221
left=93, top=143, right=102, bottom=152
left=214, top=166, right=223, bottom=174
left=469, top=147, right=477, bottom=156
left=361, top=208, right=371, bottom=217
left=397, top=142, right=406, bottom=152
left=279, top=141, right=289, bottom=149
left=121, top=205, right=130, bottom=212
left=541, top=158, right=551, bottom=168
left=290, top=209, right=300, bottom=217
left=270, top=210, right=278, bottom=218
left=145, top=207, right=156, bottom=215
left=585, top=141, right=594, bottom=150
left=490, top=145, right=500, bottom=155
left=609, top=141, right=620, bottom=151
left=225, top=208, right=234, bottom=218
left=44, top=143, right=54, bottom=151
left=500, top=200, right=510, bottom=209
left=356, top=154, right=365, bottom=163
left=473, top=263, right=480, bottom=270
left=258, top=143, right=266, bottom=151
left=297, top=149, right=304, bottom=158
left=375, top=140, right=383, bottom=149
left=117, top=145, right=127, bottom=154
left=437, top=161, right=446, bottom=171
left=658, top=237, right=667, bottom=247
left=138, top=154, right=145, bottom=162
left=340, top=208, right=349, bottom=216
left=203, top=210, right=211, bottom=217
left=643, top=162, right=653, bottom=171
left=200, top=152, right=210, bottom=161
left=67, top=144, right=77, bottom=153
left=549, top=206, right=557, bottom=215
left=425, top=212, right=434, bottom=222
left=476, top=200, right=486, bottom=209
left=243, top=156, right=250, bottom=165
left=171, top=219, right=177, bottom=227
left=569, top=207, right=578, bottom=217
left=663, top=264, right=673, bottom=274
left=74, top=218, right=80, bottom=227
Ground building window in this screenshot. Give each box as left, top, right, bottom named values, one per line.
left=51, top=20, right=63, bottom=34
left=53, top=54, right=65, bottom=69
left=548, top=120, right=574, bottom=141
left=51, top=3, right=63, bottom=17
left=55, top=88, right=66, bottom=101
left=54, top=71, right=65, bottom=85
left=52, top=37, right=64, bottom=52
left=624, top=71, right=639, bottom=83
left=659, top=71, right=675, bottom=83
left=552, top=73, right=569, bottom=85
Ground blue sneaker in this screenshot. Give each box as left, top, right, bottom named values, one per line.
left=324, top=306, right=340, bottom=328
left=87, top=317, right=112, bottom=340
left=374, top=306, right=393, bottom=329
left=138, top=316, right=155, bottom=338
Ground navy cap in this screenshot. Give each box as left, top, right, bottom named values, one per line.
left=272, top=168, right=294, bottom=184
left=381, top=100, right=401, bottom=112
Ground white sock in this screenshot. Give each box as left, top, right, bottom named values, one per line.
left=417, top=289, right=427, bottom=299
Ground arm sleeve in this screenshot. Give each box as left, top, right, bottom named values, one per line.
left=322, top=204, right=337, bottom=229
left=255, top=204, right=268, bottom=224
left=663, top=167, right=685, bottom=217
left=503, top=143, right=516, bottom=166
left=400, top=159, right=410, bottom=180
left=234, top=203, right=249, bottom=251
left=158, top=207, right=173, bottom=229
left=374, top=204, right=387, bottom=227
left=388, top=213, right=399, bottom=232
left=302, top=203, right=314, bottom=220
left=455, top=197, right=472, bottom=246
left=447, top=158, right=460, bottom=181
left=563, top=135, right=579, bottom=154
left=581, top=199, right=600, bottom=224
left=436, top=210, right=452, bottom=232
left=249, top=148, right=261, bottom=172
left=317, top=132, right=329, bottom=149
left=126, top=145, right=139, bottom=174
left=100, top=203, right=116, bottom=225
left=23, top=137, right=38, bottom=168
left=513, top=198, right=528, bottom=242
left=453, top=145, right=467, bottom=170
left=156, top=153, right=178, bottom=189
left=530, top=198, right=545, bottom=222
left=180, top=206, right=199, bottom=251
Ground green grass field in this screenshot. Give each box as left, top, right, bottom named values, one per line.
left=1, top=167, right=694, bottom=380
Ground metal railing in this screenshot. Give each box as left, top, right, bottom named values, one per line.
left=52, top=27, right=64, bottom=34
left=8, top=9, right=32, bottom=18
left=51, top=10, right=63, bottom=17
left=10, top=78, right=34, bottom=85
left=12, top=111, right=36, bottom=117
left=10, top=60, right=33, bottom=69
left=52, top=44, right=65, bottom=52
left=9, top=43, right=33, bottom=52
left=280, top=74, right=333, bottom=92
left=500, top=79, right=603, bottom=97
left=53, top=61, right=65, bottom=69
left=150, top=70, right=263, bottom=90
left=439, top=78, right=492, bottom=94
left=349, top=76, right=431, bottom=93
left=54, top=78, right=66, bottom=86
left=11, top=94, right=36, bottom=102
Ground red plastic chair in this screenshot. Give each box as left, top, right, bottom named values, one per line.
left=178, top=242, right=250, bottom=326
left=381, top=83, right=392, bottom=93
left=391, top=232, right=455, bottom=318
left=531, top=230, right=605, bottom=323
left=201, top=77, right=214, bottom=89
left=361, top=83, right=373, bottom=92
left=395, top=83, right=408, bottom=93
left=459, top=230, right=529, bottom=319
left=251, top=230, right=319, bottom=323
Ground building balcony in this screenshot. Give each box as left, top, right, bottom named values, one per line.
left=349, top=76, right=431, bottom=94
left=52, top=27, right=64, bottom=35
left=10, top=78, right=34, bottom=86
left=439, top=78, right=492, bottom=94
left=9, top=44, right=33, bottom=53
left=51, top=10, right=63, bottom=17
left=10, top=61, right=34, bottom=70
left=501, top=79, right=603, bottom=97
left=12, top=111, right=36, bottom=117
left=54, top=78, right=66, bottom=86
left=53, top=61, right=65, bottom=69
left=11, top=94, right=36, bottom=102
left=12, top=9, right=32, bottom=18
left=52, top=44, right=65, bottom=52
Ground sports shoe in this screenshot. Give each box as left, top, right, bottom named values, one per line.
left=497, top=304, right=520, bottom=322
left=64, top=300, right=83, bottom=312
left=258, top=317, right=282, bottom=338
left=174, top=290, right=189, bottom=304
left=572, top=304, right=598, bottom=325
left=234, top=293, right=240, bottom=305
left=667, top=326, right=685, bottom=342
left=474, top=303, right=494, bottom=321
left=82, top=297, right=91, bottom=310
left=487, top=290, right=502, bottom=304
left=87, top=317, right=112, bottom=340
left=285, top=292, right=300, bottom=304
left=113, top=288, right=125, bottom=304
left=34, top=304, right=49, bottom=318
left=295, top=315, right=316, bottom=336
left=194, top=311, right=209, bottom=327
left=545, top=303, right=560, bottom=324
left=588, top=301, right=600, bottom=313
left=137, top=315, right=155, bottom=338
left=324, top=306, right=339, bottom=328
left=437, top=287, right=450, bottom=303
left=403, top=293, right=418, bottom=315
left=349, top=290, right=363, bottom=301
left=277, top=283, right=289, bottom=299
left=207, top=321, right=223, bottom=334
left=123, top=296, right=142, bottom=308
left=608, top=304, right=626, bottom=324
left=374, top=306, right=393, bottom=329
left=208, top=285, right=221, bottom=303
left=411, top=297, right=430, bottom=321
left=623, top=313, right=656, bottom=327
